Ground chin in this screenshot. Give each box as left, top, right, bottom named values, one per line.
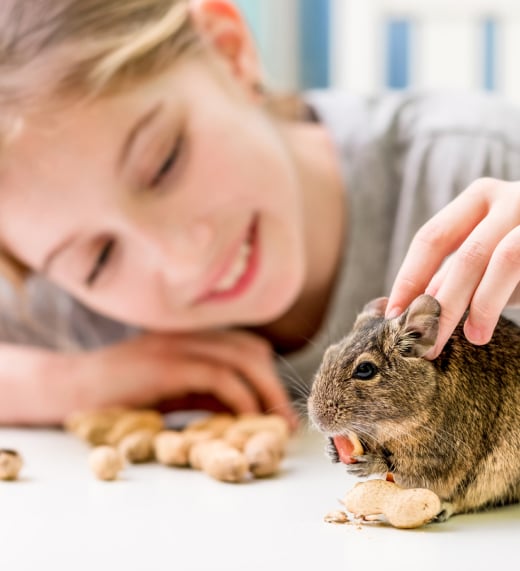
left=239, top=271, right=304, bottom=326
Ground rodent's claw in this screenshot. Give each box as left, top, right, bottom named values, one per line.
left=326, top=437, right=340, bottom=463
left=346, top=453, right=388, bottom=477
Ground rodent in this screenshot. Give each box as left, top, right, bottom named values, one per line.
left=307, top=294, right=520, bottom=521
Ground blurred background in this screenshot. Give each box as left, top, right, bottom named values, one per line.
left=234, top=0, right=520, bottom=103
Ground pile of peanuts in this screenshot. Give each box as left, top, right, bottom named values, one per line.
left=64, top=408, right=290, bottom=483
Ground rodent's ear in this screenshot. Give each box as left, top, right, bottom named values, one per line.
left=395, top=295, right=441, bottom=358
left=363, top=297, right=389, bottom=317
left=353, top=297, right=388, bottom=329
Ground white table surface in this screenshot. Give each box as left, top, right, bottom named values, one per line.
left=0, top=424, right=519, bottom=571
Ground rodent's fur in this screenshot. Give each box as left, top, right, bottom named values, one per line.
left=307, top=294, right=520, bottom=520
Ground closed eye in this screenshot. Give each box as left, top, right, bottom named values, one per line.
left=86, top=239, right=114, bottom=286
left=150, top=136, right=183, bottom=188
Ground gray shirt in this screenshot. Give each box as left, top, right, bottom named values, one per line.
left=3, top=89, right=520, bottom=396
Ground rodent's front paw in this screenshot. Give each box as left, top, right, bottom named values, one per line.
left=434, top=502, right=454, bottom=523
left=346, top=453, right=388, bottom=477
left=326, top=437, right=340, bottom=463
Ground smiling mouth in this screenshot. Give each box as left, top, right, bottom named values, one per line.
left=197, top=217, right=259, bottom=303
left=212, top=238, right=252, bottom=293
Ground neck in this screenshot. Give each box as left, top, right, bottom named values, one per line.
left=250, top=119, right=346, bottom=354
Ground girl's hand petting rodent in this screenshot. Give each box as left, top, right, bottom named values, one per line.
left=387, top=178, right=520, bottom=359
left=72, top=329, right=298, bottom=428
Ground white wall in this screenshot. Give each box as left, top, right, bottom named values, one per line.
left=330, top=0, right=520, bottom=103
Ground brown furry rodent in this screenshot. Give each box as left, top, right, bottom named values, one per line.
left=307, top=294, right=520, bottom=521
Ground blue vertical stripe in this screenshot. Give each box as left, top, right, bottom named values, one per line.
left=299, top=0, right=330, bottom=88
left=386, top=19, right=410, bottom=89
left=483, top=18, right=497, bottom=91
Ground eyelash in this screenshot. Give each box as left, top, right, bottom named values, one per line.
left=150, top=136, right=183, bottom=188
left=86, top=239, right=114, bottom=286
left=85, top=137, right=183, bottom=287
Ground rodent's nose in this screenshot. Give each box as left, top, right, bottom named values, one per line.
left=307, top=396, right=341, bottom=432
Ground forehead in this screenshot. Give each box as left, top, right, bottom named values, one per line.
left=0, top=62, right=187, bottom=189
left=337, top=318, right=389, bottom=360
left=0, top=54, right=214, bottom=176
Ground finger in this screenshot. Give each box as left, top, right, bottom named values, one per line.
left=175, top=331, right=298, bottom=428
left=426, top=209, right=519, bottom=358
left=223, top=331, right=298, bottom=419
left=386, top=182, right=491, bottom=317
left=425, top=257, right=452, bottom=298
left=465, top=226, right=520, bottom=344
left=159, top=360, right=261, bottom=416
left=507, top=283, right=520, bottom=306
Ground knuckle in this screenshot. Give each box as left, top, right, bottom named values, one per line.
left=252, top=338, right=273, bottom=359
left=184, top=361, right=219, bottom=389
left=144, top=335, right=170, bottom=354
left=211, top=365, right=232, bottom=386
left=238, top=332, right=272, bottom=358
left=466, top=177, right=498, bottom=198
left=456, top=239, right=488, bottom=268
left=438, top=305, right=462, bottom=330
left=414, top=218, right=451, bottom=251
left=395, top=275, right=423, bottom=297
left=499, top=245, right=520, bottom=267
left=495, top=237, right=520, bottom=267
left=469, top=301, right=496, bottom=325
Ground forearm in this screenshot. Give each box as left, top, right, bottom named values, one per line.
left=0, top=344, right=78, bottom=426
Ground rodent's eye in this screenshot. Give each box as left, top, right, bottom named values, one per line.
left=352, top=361, right=378, bottom=380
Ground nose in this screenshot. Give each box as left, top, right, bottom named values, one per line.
left=307, top=393, right=340, bottom=432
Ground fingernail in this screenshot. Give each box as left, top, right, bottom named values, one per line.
left=424, top=347, right=437, bottom=360
left=465, top=324, right=487, bottom=345
left=386, top=306, right=402, bottom=319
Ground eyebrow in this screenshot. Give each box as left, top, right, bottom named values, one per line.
left=41, top=103, right=164, bottom=275
left=118, top=101, right=163, bottom=171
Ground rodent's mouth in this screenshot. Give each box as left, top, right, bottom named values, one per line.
left=330, top=433, right=365, bottom=464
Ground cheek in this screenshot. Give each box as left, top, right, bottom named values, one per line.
left=70, top=280, right=166, bottom=329
left=187, top=110, right=300, bottom=214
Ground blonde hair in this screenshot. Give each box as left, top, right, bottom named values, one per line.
left=0, top=0, right=197, bottom=283
left=0, top=0, right=307, bottom=285
left=0, top=1, right=196, bottom=101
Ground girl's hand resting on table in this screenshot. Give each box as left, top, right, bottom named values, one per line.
left=387, top=178, right=520, bottom=358
left=65, top=329, right=298, bottom=428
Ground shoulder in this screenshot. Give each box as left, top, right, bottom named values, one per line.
left=393, top=90, right=520, bottom=151
left=306, top=88, right=520, bottom=152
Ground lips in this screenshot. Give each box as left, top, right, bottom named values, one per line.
left=196, top=216, right=259, bottom=304
left=212, top=239, right=252, bottom=293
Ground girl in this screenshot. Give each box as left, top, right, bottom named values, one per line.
left=0, top=0, right=519, bottom=425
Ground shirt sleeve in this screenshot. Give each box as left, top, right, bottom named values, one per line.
left=0, top=274, right=137, bottom=350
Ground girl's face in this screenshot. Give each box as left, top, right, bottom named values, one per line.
left=0, top=54, right=306, bottom=330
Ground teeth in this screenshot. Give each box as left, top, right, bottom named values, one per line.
left=213, top=241, right=252, bottom=293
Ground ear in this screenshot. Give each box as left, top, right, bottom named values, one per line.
left=353, top=297, right=389, bottom=329
left=394, top=294, right=441, bottom=358
left=190, top=0, right=262, bottom=90
left=362, top=297, right=389, bottom=317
